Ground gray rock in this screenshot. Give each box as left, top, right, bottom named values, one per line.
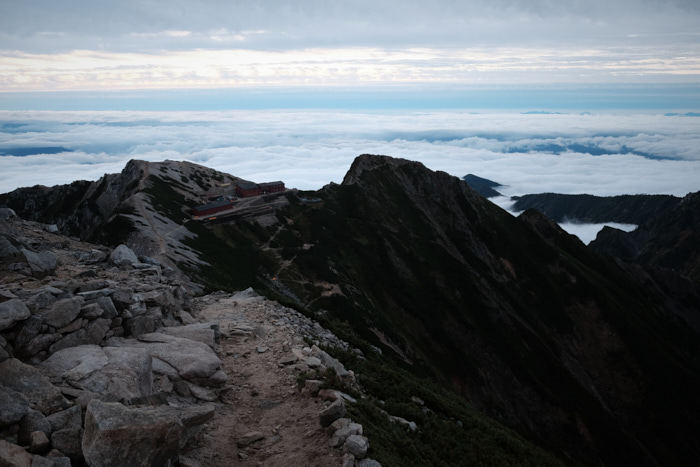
left=25, top=291, right=58, bottom=313
left=0, top=299, right=30, bottom=331
left=43, top=224, right=58, bottom=233
left=109, top=244, right=138, bottom=267
left=357, top=459, right=382, bottom=467
left=125, top=315, right=157, bottom=337
left=0, top=358, right=68, bottom=415
left=41, top=345, right=152, bottom=402
left=387, top=414, right=417, bottom=432
left=57, top=318, right=86, bottom=334
left=342, top=453, right=355, bottom=467
left=87, top=318, right=111, bottom=344
left=0, top=440, right=32, bottom=467
left=159, top=323, right=218, bottom=348
left=0, top=235, right=21, bottom=259
left=28, top=431, right=51, bottom=454
left=82, top=400, right=214, bottom=467
left=19, top=334, right=60, bottom=359
left=343, top=434, right=369, bottom=459
left=42, top=298, right=82, bottom=329
left=302, top=379, right=323, bottom=396
left=0, top=385, right=29, bottom=427
left=79, top=303, right=103, bottom=319
left=186, top=383, right=218, bottom=402
left=319, top=398, right=346, bottom=427
left=305, top=356, right=322, bottom=367
left=120, top=333, right=224, bottom=387
left=18, top=409, right=51, bottom=445
left=96, top=296, right=117, bottom=319
left=76, top=288, right=114, bottom=301
left=45, top=405, right=81, bottom=433
left=82, top=249, right=108, bottom=264
left=50, top=427, right=83, bottom=462
left=21, top=249, right=57, bottom=278
left=30, top=455, right=71, bottom=467
left=236, top=431, right=264, bottom=447
left=0, top=207, right=17, bottom=220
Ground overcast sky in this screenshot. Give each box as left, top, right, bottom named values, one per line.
left=1, top=0, right=700, bottom=91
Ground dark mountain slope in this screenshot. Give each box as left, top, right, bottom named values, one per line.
left=511, top=193, right=679, bottom=224
left=255, top=155, right=700, bottom=466
left=591, top=191, right=700, bottom=282
left=462, top=173, right=503, bottom=198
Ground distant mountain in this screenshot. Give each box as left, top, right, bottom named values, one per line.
left=591, top=191, right=700, bottom=283
left=4, top=155, right=700, bottom=466
left=511, top=192, right=679, bottom=224
left=462, top=173, right=502, bottom=198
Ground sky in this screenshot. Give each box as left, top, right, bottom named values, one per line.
left=1, top=0, right=700, bottom=95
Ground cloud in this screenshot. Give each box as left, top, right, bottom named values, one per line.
left=1, top=110, right=699, bottom=201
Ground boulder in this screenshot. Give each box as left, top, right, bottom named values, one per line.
left=158, top=323, right=218, bottom=348
left=29, top=455, right=71, bottom=467
left=96, top=296, right=117, bottom=319
left=0, top=207, right=17, bottom=220
left=0, top=235, right=20, bottom=259
left=109, top=244, right=138, bottom=267
left=50, top=427, right=83, bottom=462
left=28, top=431, right=51, bottom=454
left=41, top=345, right=152, bottom=402
left=119, top=333, right=224, bottom=387
left=0, top=440, right=32, bottom=467
left=357, top=459, right=382, bottom=467
left=0, top=358, right=68, bottom=415
left=319, top=398, right=346, bottom=427
left=18, top=409, right=51, bottom=445
left=20, top=249, right=57, bottom=278
left=343, top=434, right=369, bottom=459
left=0, top=385, right=29, bottom=427
left=82, top=400, right=214, bottom=467
left=0, top=299, right=30, bottom=331
left=342, top=454, right=355, bottom=467
left=25, top=291, right=58, bottom=313
left=45, top=405, right=81, bottom=433
left=42, top=298, right=82, bottom=329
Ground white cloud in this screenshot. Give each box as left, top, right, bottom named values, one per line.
left=1, top=110, right=699, bottom=200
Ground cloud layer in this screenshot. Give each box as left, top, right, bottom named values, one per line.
left=1, top=110, right=699, bottom=200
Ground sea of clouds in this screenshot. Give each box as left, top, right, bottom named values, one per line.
left=1, top=110, right=698, bottom=241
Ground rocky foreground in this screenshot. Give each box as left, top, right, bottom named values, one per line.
left=0, top=208, right=382, bottom=466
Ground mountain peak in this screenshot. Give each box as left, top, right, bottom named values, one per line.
left=342, top=154, right=426, bottom=185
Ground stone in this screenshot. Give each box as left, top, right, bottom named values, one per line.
left=79, top=303, right=103, bottom=319
left=25, top=291, right=57, bottom=313
left=342, top=453, right=355, bottom=467
left=109, top=244, right=138, bottom=267
left=0, top=359, right=68, bottom=415
left=0, top=440, right=32, bottom=467
left=278, top=354, right=298, bottom=365
left=123, top=333, right=224, bottom=387
left=41, top=345, right=152, bottom=402
left=18, top=409, right=51, bottom=445
left=0, top=299, right=30, bottom=331
left=87, top=318, right=111, bottom=344
left=302, top=379, right=323, bottom=396
left=21, top=249, right=57, bottom=278
left=96, top=296, right=117, bottom=319
left=343, top=434, right=369, bottom=459
left=357, top=459, right=382, bottom=467
left=30, top=456, right=71, bottom=467
left=327, top=417, right=351, bottom=435
left=56, top=318, right=85, bottom=334
left=236, top=431, right=265, bottom=447
left=0, top=235, right=20, bottom=259
left=20, top=334, right=60, bottom=359
left=82, top=249, right=108, bottom=264
left=50, top=427, right=83, bottom=462
left=28, top=431, right=51, bottom=454
left=387, top=415, right=417, bottom=432
left=0, top=385, right=29, bottom=427
left=82, top=400, right=213, bottom=467
left=76, top=288, right=114, bottom=301
left=319, top=398, right=346, bottom=427
left=159, top=323, right=218, bottom=348
left=45, top=405, right=81, bottom=433
left=0, top=207, right=17, bottom=220
left=305, top=356, right=322, bottom=367
left=256, top=345, right=268, bottom=353
left=186, top=383, right=218, bottom=402
left=42, top=298, right=82, bottom=329
left=318, top=389, right=340, bottom=402
left=125, top=315, right=157, bottom=337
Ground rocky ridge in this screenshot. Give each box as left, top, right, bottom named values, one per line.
left=0, top=211, right=381, bottom=466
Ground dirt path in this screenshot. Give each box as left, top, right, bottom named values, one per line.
left=185, top=293, right=344, bottom=466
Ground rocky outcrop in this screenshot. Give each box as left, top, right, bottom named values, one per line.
left=82, top=400, right=214, bottom=467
